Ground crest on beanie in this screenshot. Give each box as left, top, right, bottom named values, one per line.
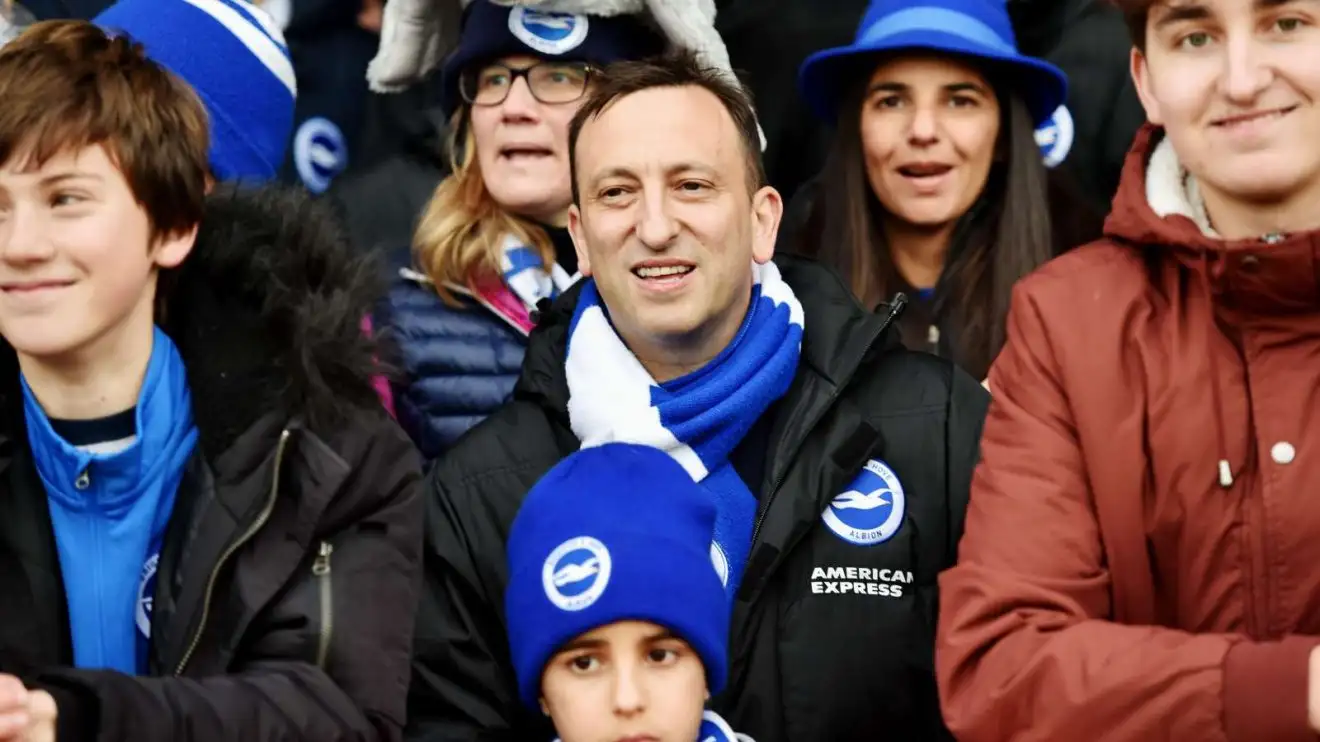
left=509, top=7, right=589, bottom=55
left=710, top=542, right=729, bottom=588
left=542, top=536, right=612, bottom=611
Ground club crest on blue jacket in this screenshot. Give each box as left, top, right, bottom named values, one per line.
left=136, top=552, right=159, bottom=638
left=543, top=536, right=612, bottom=612
left=508, top=7, right=588, bottom=55
left=821, top=458, right=906, bottom=546
left=1035, top=104, right=1075, bottom=169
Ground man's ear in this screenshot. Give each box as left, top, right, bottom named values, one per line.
left=567, top=203, right=592, bottom=276
left=750, top=185, right=783, bottom=265
left=1130, top=46, right=1163, bottom=125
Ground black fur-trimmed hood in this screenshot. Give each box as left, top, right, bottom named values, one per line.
left=161, top=184, right=387, bottom=455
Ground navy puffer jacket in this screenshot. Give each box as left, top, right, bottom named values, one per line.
left=375, top=248, right=528, bottom=462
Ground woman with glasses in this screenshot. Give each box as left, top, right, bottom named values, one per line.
left=375, top=0, right=665, bottom=462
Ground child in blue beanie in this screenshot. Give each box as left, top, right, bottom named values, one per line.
left=506, top=443, right=754, bottom=742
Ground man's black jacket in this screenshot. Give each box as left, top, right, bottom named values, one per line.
left=406, top=256, right=989, bottom=741
left=0, top=186, right=424, bottom=741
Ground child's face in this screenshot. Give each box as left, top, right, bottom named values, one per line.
left=541, top=620, right=708, bottom=742
left=0, top=144, right=193, bottom=363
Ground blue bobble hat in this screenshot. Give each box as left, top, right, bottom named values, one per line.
left=94, top=0, right=297, bottom=183
left=799, top=0, right=1067, bottom=127
left=505, top=443, right=730, bottom=708
left=440, top=0, right=666, bottom=117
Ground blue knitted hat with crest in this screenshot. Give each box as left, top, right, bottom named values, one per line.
left=505, top=443, right=730, bottom=708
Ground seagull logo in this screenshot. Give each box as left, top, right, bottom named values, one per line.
left=831, top=489, right=892, bottom=511
left=510, top=7, right=589, bottom=55
left=821, top=459, right=907, bottom=546
left=523, top=12, right=574, bottom=31
left=542, top=536, right=611, bottom=611
left=552, top=558, right=599, bottom=587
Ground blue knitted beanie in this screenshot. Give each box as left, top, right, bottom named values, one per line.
left=440, top=0, right=666, bottom=117
left=94, top=0, right=297, bottom=183
left=505, top=443, right=730, bottom=709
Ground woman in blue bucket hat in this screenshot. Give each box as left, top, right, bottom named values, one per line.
left=786, top=0, right=1102, bottom=382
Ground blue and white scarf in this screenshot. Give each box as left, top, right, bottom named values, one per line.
left=551, top=710, right=756, bottom=742
left=564, top=261, right=804, bottom=599
left=500, top=234, right=576, bottom=311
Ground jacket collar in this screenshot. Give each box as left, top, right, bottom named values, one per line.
left=1105, top=123, right=1320, bottom=316
left=0, top=184, right=387, bottom=461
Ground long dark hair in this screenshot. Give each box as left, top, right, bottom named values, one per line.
left=797, top=73, right=1055, bottom=377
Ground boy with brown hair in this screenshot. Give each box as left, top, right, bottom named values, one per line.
left=0, top=19, right=421, bottom=742
left=937, top=0, right=1320, bottom=739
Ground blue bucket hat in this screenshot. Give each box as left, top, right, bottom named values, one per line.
left=799, top=0, right=1067, bottom=127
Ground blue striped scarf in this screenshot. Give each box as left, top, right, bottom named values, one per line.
left=564, top=261, right=804, bottom=598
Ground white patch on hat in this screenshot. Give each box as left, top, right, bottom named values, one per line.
left=508, top=7, right=589, bottom=56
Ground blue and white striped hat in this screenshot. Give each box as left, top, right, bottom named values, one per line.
left=94, top=0, right=297, bottom=183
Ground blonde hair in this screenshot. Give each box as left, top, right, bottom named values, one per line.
left=413, top=108, right=556, bottom=306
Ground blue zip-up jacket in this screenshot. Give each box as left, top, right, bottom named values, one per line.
left=22, top=327, right=199, bottom=674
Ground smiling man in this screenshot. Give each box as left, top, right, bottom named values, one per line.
left=936, top=0, right=1320, bottom=740
left=408, top=50, right=989, bottom=742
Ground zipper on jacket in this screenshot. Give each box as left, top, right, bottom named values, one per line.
left=174, top=428, right=292, bottom=675
left=313, top=540, right=334, bottom=669
left=749, top=296, right=906, bottom=548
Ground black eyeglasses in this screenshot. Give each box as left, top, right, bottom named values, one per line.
left=460, top=61, right=595, bottom=107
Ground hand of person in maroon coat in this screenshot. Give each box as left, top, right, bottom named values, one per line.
left=1309, top=647, right=1320, bottom=732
